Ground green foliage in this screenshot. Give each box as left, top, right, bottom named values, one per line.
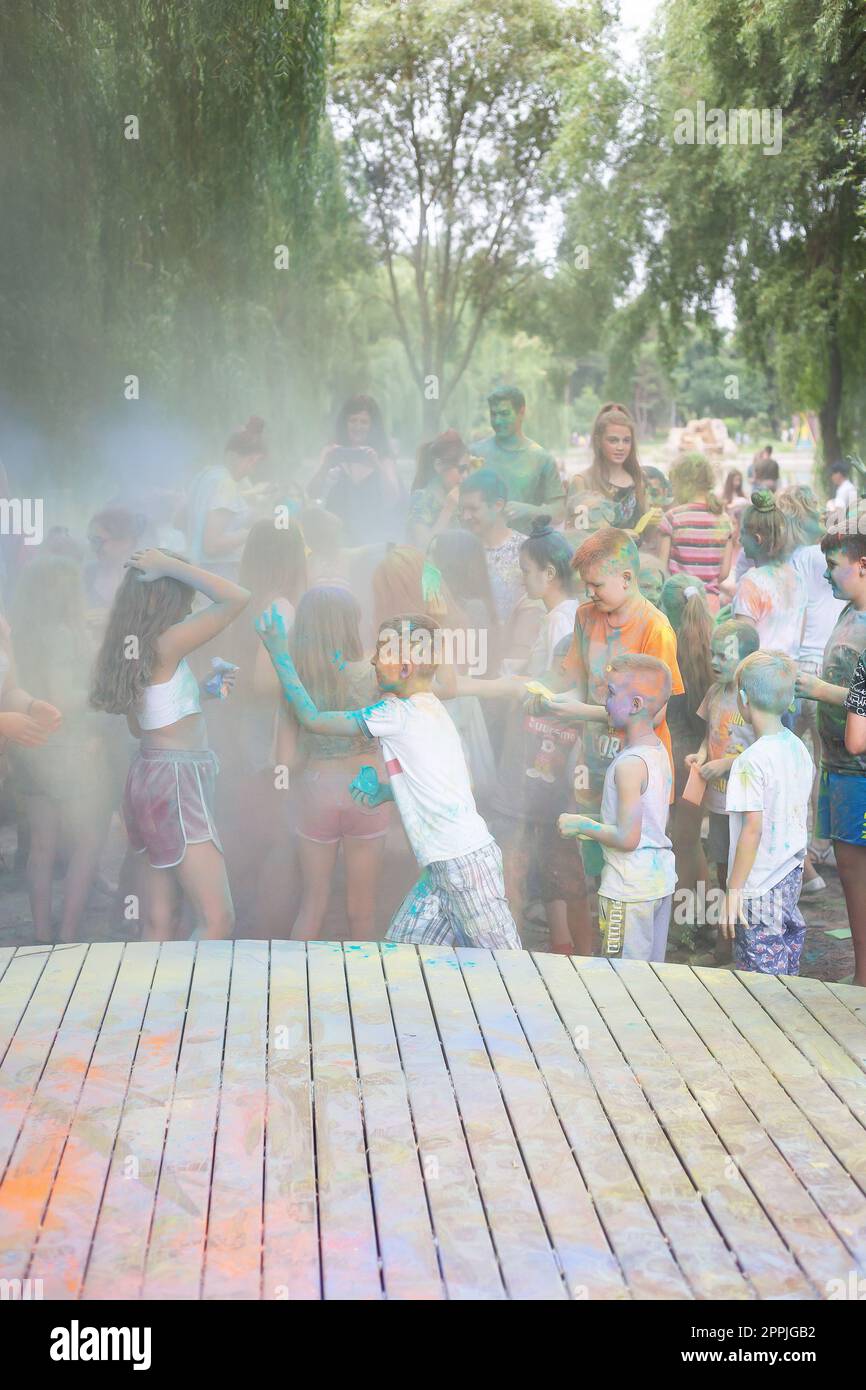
left=0, top=0, right=343, bottom=470
left=330, top=0, right=599, bottom=430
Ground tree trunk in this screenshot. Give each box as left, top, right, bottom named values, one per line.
left=819, top=324, right=843, bottom=471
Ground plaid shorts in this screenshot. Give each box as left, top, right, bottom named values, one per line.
left=734, top=865, right=806, bottom=975
left=386, top=839, right=521, bottom=949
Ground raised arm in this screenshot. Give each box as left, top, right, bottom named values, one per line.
left=256, top=604, right=375, bottom=737
left=126, top=549, right=251, bottom=661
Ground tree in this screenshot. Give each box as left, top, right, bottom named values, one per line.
left=556, top=0, right=866, bottom=469
left=0, top=1, right=344, bottom=471
left=330, top=0, right=600, bottom=432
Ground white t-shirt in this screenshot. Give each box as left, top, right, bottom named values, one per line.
left=599, top=740, right=676, bottom=903
left=732, top=561, right=807, bottom=657
left=790, top=544, right=845, bottom=661
left=725, top=729, right=813, bottom=897
left=528, top=598, right=579, bottom=676
left=361, top=692, right=492, bottom=866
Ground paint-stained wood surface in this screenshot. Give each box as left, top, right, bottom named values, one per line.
left=1, top=942, right=864, bottom=1300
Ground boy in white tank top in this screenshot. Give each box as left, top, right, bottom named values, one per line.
left=559, top=653, right=676, bottom=960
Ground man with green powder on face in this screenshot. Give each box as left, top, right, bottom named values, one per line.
left=471, top=385, right=565, bottom=534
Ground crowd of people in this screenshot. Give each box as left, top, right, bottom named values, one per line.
left=2, top=388, right=865, bottom=986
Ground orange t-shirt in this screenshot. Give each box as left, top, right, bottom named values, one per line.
left=561, top=594, right=684, bottom=805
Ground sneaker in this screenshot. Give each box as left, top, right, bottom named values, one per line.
left=800, top=875, right=826, bottom=896
left=810, top=844, right=837, bottom=868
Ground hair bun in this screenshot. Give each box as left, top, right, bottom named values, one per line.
left=529, top=514, right=554, bottom=538
left=751, top=489, right=776, bottom=512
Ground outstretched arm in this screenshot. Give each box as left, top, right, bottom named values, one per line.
left=256, top=604, right=377, bottom=737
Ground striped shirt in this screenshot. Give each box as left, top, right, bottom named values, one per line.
left=658, top=502, right=732, bottom=591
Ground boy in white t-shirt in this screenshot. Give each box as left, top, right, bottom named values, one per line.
left=257, top=606, right=520, bottom=948
left=558, top=654, right=677, bottom=961
left=722, top=651, right=814, bottom=974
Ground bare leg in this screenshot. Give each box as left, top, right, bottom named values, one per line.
left=673, top=800, right=708, bottom=898
left=139, top=859, right=182, bottom=942
left=545, top=898, right=572, bottom=952
left=832, top=840, right=866, bottom=986
left=173, top=841, right=235, bottom=940
left=343, top=836, right=386, bottom=941
left=57, top=797, right=112, bottom=943
left=291, top=837, right=339, bottom=941
left=23, top=795, right=59, bottom=945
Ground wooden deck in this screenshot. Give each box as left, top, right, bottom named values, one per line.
left=1, top=941, right=866, bottom=1300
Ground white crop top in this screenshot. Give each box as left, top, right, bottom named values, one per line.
left=136, top=658, right=202, bottom=730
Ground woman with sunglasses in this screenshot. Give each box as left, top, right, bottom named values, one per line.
left=406, top=428, right=476, bottom=549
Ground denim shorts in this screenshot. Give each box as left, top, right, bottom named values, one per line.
left=816, top=767, right=866, bottom=846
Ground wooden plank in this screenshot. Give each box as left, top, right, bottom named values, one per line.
left=696, top=967, right=866, bottom=1266
left=381, top=943, right=505, bottom=1300
left=261, top=940, right=319, bottom=1302
left=782, top=975, right=866, bottom=1074
left=27, top=944, right=160, bottom=1299
left=344, top=942, right=442, bottom=1299
left=612, top=960, right=814, bottom=1299
left=419, top=946, right=566, bottom=1299
left=497, top=950, right=685, bottom=1299
left=307, top=941, right=381, bottom=1301
left=534, top=953, right=713, bottom=1299
left=572, top=961, right=750, bottom=1295
left=0, top=948, right=50, bottom=1065
left=0, top=945, right=87, bottom=1177
left=460, top=949, right=626, bottom=1300
left=201, top=940, right=268, bottom=1300
left=142, top=941, right=232, bottom=1300
left=653, top=963, right=859, bottom=1290
left=737, top=971, right=866, bottom=1141
left=827, top=982, right=866, bottom=1027
left=0, top=946, right=16, bottom=985
left=82, top=942, right=195, bottom=1300
left=0, top=944, right=123, bottom=1286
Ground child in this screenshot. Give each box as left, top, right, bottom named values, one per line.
left=687, top=618, right=760, bottom=887
left=559, top=654, right=676, bottom=961
left=285, top=586, right=391, bottom=941
left=732, top=491, right=806, bottom=657
left=656, top=452, right=734, bottom=600
left=796, top=530, right=866, bottom=985
left=568, top=403, right=649, bottom=530
left=486, top=525, right=588, bottom=952
left=721, top=651, right=814, bottom=975
left=638, top=555, right=666, bottom=609
left=257, top=607, right=520, bottom=948
left=538, top=528, right=684, bottom=883
left=91, top=548, right=251, bottom=940
left=659, top=574, right=715, bottom=897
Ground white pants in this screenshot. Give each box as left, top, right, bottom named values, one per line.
left=599, top=894, right=673, bottom=962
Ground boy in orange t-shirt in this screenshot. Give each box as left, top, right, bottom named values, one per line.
left=537, top=528, right=684, bottom=874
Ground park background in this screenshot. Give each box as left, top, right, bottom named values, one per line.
left=1, top=0, right=865, bottom=516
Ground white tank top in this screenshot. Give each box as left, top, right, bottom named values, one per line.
left=136, top=658, right=202, bottom=731
left=598, top=740, right=676, bottom=903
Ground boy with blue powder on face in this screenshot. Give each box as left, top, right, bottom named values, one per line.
left=256, top=605, right=520, bottom=948
left=721, top=651, right=814, bottom=974
left=558, top=654, right=676, bottom=961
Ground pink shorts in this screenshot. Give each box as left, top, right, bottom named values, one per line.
left=124, top=747, right=222, bottom=869
left=294, top=766, right=391, bottom=845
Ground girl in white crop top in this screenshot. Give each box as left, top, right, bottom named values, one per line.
left=91, top=549, right=251, bottom=939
